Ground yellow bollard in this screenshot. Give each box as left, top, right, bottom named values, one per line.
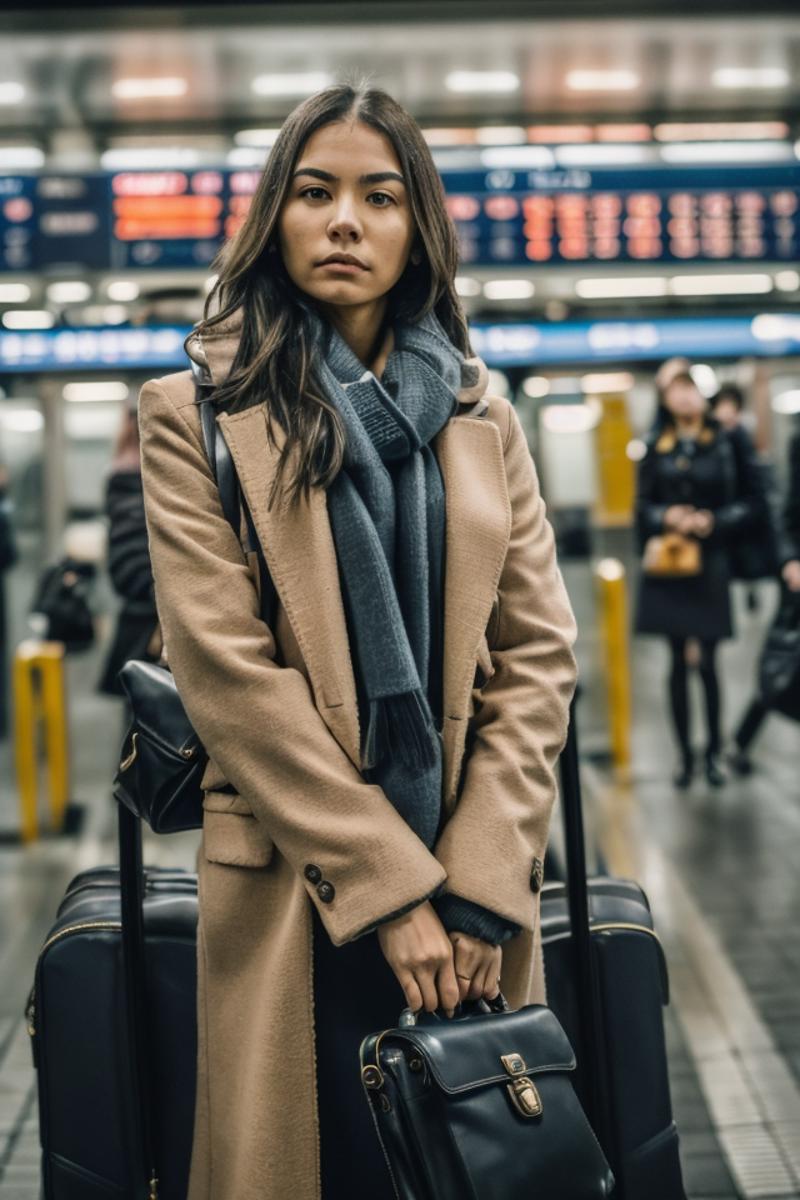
left=594, top=559, right=632, bottom=771
left=13, top=639, right=70, bottom=842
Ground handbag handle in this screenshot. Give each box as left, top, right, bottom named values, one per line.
left=398, top=992, right=509, bottom=1027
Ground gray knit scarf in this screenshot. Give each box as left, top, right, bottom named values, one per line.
left=306, top=306, right=465, bottom=849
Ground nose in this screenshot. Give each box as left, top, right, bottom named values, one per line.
left=327, top=196, right=363, bottom=243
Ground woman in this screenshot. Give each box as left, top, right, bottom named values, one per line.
left=635, top=370, right=757, bottom=789
left=139, top=84, right=577, bottom=1200
left=97, top=401, right=161, bottom=711
left=730, top=420, right=800, bottom=772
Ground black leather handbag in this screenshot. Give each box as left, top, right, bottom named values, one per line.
left=113, top=362, right=277, bottom=833
left=360, top=995, right=615, bottom=1200
left=758, top=587, right=800, bottom=720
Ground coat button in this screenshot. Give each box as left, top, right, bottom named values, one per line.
left=317, top=881, right=336, bottom=904
left=304, top=864, right=322, bottom=885
left=530, top=857, right=544, bottom=894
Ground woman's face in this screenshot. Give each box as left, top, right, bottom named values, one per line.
left=277, top=119, right=416, bottom=317
left=663, top=378, right=706, bottom=421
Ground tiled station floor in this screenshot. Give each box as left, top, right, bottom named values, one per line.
left=0, top=549, right=798, bottom=1198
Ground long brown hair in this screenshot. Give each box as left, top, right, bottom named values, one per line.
left=192, top=83, right=472, bottom=504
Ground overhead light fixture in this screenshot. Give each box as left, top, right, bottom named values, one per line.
left=528, top=125, right=593, bottom=143
left=689, top=364, right=719, bottom=397
left=234, top=128, right=282, bottom=148
left=46, top=281, right=92, bottom=304
left=0, top=283, right=32, bottom=303
left=542, top=403, right=600, bottom=433
left=476, top=126, right=527, bottom=145
left=661, top=141, right=792, bottom=164
left=751, top=314, right=800, bottom=342
left=654, top=121, right=789, bottom=141
left=422, top=128, right=476, bottom=146
left=63, top=381, right=130, bottom=402
left=251, top=73, right=332, bottom=97
left=101, top=147, right=201, bottom=169
left=106, top=280, right=140, bottom=302
left=581, top=372, right=635, bottom=393
left=565, top=70, right=640, bottom=92
left=0, top=146, right=44, bottom=168
left=483, top=279, right=535, bottom=300
left=670, top=273, right=773, bottom=296
left=455, top=276, right=482, bottom=297
left=575, top=278, right=668, bottom=299
left=2, top=310, right=55, bottom=329
left=445, top=70, right=520, bottom=94
left=775, top=271, right=800, bottom=292
left=522, top=376, right=550, bottom=399
left=112, top=77, right=188, bottom=100
left=227, top=147, right=267, bottom=167
left=0, top=83, right=25, bottom=105
left=479, top=146, right=555, bottom=168
left=555, top=144, right=650, bottom=167
left=712, top=67, right=789, bottom=90
left=595, top=124, right=651, bottom=142
left=0, top=408, right=43, bottom=433
left=772, top=390, right=800, bottom=414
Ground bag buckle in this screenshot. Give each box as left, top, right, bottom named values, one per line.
left=501, top=1053, right=542, bottom=1119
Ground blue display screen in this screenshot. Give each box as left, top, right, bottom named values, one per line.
left=0, top=162, right=798, bottom=272
left=1, top=314, right=798, bottom=372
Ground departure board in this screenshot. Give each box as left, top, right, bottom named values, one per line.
left=0, top=175, right=37, bottom=271
left=0, top=163, right=798, bottom=272
left=108, top=169, right=260, bottom=268
left=444, top=165, right=800, bottom=266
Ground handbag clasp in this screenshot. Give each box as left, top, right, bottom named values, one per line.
left=501, top=1053, right=542, bottom=1119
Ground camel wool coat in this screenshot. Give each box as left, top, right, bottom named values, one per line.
left=138, top=311, right=578, bottom=1200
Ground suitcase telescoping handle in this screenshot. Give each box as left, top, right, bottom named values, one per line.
left=118, top=802, right=160, bottom=1198
left=558, top=697, right=605, bottom=1138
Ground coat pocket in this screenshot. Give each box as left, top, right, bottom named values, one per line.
left=202, top=791, right=274, bottom=868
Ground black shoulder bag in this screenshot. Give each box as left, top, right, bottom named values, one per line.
left=112, top=362, right=277, bottom=833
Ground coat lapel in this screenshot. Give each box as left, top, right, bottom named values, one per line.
left=194, top=319, right=512, bottom=793
left=435, top=416, right=512, bottom=808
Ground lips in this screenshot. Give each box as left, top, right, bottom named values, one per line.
left=316, top=254, right=368, bottom=269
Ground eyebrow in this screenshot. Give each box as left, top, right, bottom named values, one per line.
left=292, top=167, right=406, bottom=186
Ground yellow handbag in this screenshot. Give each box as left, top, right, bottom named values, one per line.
left=642, top=533, right=702, bottom=577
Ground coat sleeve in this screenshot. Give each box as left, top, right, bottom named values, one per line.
left=432, top=401, right=578, bottom=933
left=138, top=379, right=446, bottom=945
left=713, top=428, right=761, bottom=539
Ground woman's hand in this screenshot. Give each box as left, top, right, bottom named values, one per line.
left=782, top=559, right=800, bottom=592
left=691, top=509, right=715, bottom=538
left=448, top=931, right=502, bottom=1004
left=377, top=901, right=460, bottom=1017
left=664, top=504, right=694, bottom=533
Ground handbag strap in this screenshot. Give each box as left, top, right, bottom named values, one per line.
left=190, top=358, right=278, bottom=625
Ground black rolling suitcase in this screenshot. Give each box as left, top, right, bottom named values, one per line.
left=26, top=806, right=198, bottom=1199
left=541, top=710, right=686, bottom=1199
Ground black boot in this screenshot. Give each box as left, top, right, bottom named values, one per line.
left=704, top=750, right=727, bottom=788
left=673, top=752, right=694, bottom=790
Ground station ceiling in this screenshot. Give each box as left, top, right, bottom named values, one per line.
left=0, top=12, right=799, bottom=142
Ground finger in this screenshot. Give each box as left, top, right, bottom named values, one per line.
left=482, top=955, right=502, bottom=1001
left=466, top=967, right=485, bottom=1002
left=436, top=954, right=461, bottom=1017
left=451, top=938, right=475, bottom=1003
left=416, top=968, right=440, bottom=1014
left=399, top=972, right=423, bottom=1014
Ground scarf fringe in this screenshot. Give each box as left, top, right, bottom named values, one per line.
left=362, top=690, right=439, bottom=772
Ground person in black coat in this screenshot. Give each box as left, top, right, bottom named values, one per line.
left=729, top=423, right=800, bottom=772
left=635, top=370, right=759, bottom=788
left=97, top=402, right=161, bottom=707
